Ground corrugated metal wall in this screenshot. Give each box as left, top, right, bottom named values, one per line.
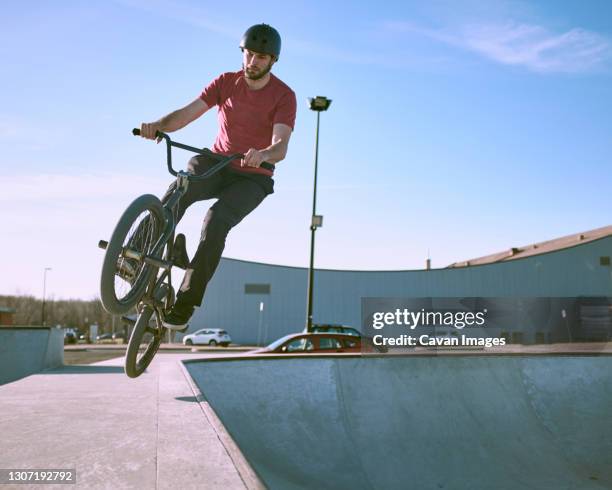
left=183, top=236, right=612, bottom=345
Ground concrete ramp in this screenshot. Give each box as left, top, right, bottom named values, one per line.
left=186, top=356, right=612, bottom=490
left=0, top=327, right=64, bottom=385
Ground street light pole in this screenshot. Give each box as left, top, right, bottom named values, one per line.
left=42, top=267, right=52, bottom=326
left=306, top=96, right=331, bottom=332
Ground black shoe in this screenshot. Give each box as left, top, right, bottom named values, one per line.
left=162, top=303, right=194, bottom=331
left=173, top=234, right=190, bottom=270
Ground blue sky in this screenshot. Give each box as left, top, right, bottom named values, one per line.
left=1, top=0, right=611, bottom=300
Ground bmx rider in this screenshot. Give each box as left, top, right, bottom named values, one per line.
left=138, top=24, right=297, bottom=330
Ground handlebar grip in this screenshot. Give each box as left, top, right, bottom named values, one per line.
left=132, top=128, right=164, bottom=139
left=232, top=153, right=274, bottom=172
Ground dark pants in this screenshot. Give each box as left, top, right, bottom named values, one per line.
left=162, top=154, right=273, bottom=308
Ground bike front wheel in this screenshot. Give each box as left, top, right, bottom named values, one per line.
left=100, top=194, right=166, bottom=315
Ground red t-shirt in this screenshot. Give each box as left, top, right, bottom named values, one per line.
left=199, top=71, right=297, bottom=176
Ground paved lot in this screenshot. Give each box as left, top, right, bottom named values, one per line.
left=2, top=343, right=611, bottom=489
left=0, top=352, right=254, bottom=490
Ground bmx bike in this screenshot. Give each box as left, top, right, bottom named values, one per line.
left=98, top=129, right=273, bottom=378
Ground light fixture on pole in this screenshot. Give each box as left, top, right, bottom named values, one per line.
left=306, top=96, right=332, bottom=332
left=42, top=267, right=52, bottom=326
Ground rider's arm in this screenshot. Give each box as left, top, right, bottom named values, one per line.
left=140, top=98, right=209, bottom=140
left=242, top=123, right=293, bottom=167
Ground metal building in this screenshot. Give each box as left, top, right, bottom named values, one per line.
left=185, top=225, right=612, bottom=345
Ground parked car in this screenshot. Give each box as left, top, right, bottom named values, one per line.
left=183, top=328, right=231, bottom=347
left=306, top=324, right=362, bottom=337
left=63, top=329, right=78, bottom=345
left=112, top=332, right=126, bottom=344
left=96, top=333, right=115, bottom=343
left=252, top=333, right=385, bottom=354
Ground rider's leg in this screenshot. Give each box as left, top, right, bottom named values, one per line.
left=126, top=155, right=223, bottom=263
left=161, top=154, right=224, bottom=221
left=163, top=176, right=270, bottom=327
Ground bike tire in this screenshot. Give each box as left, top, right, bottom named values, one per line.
left=100, top=194, right=166, bottom=315
left=124, top=306, right=165, bottom=378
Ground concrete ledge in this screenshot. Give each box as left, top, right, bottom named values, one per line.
left=0, top=327, right=64, bottom=385
left=179, top=361, right=265, bottom=490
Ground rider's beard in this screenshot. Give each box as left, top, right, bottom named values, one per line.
left=243, top=60, right=273, bottom=80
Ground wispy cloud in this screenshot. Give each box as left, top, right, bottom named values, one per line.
left=112, top=0, right=438, bottom=68
left=385, top=20, right=612, bottom=73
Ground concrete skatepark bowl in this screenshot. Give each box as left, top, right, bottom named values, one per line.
left=185, top=355, right=612, bottom=490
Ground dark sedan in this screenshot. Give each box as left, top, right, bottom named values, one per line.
left=306, top=324, right=362, bottom=337
left=253, top=333, right=385, bottom=354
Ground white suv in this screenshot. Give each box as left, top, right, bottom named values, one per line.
left=183, top=328, right=231, bottom=347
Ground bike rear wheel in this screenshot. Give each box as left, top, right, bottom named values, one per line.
left=124, top=283, right=170, bottom=378
left=124, top=310, right=163, bottom=378
left=100, top=194, right=166, bottom=315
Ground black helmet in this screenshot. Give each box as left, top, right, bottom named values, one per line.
left=240, top=24, right=281, bottom=60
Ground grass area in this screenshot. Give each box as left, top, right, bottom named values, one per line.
left=64, top=349, right=125, bottom=365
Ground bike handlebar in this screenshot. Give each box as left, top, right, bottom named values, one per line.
left=132, top=128, right=274, bottom=177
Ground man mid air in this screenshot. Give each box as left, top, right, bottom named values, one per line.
left=138, top=24, right=297, bottom=330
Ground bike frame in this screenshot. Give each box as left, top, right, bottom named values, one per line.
left=130, top=129, right=274, bottom=324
